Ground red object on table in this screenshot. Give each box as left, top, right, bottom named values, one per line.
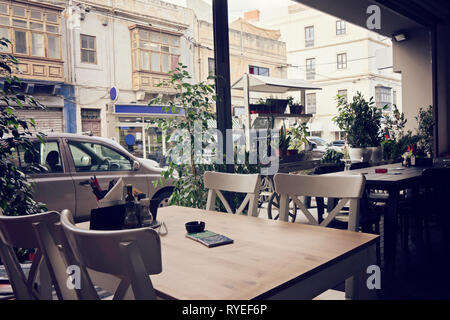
left=375, top=168, right=388, bottom=174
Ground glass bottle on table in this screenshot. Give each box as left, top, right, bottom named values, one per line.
left=124, top=184, right=138, bottom=228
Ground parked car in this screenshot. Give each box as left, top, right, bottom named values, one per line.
left=6, top=133, right=174, bottom=222
left=306, top=136, right=329, bottom=153
left=330, top=140, right=346, bottom=151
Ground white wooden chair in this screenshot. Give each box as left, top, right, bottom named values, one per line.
left=204, top=171, right=261, bottom=217
left=59, top=209, right=162, bottom=300
left=32, top=213, right=99, bottom=300
left=0, top=211, right=58, bottom=300
left=273, top=173, right=366, bottom=231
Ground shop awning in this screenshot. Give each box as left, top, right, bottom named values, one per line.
left=329, top=122, right=343, bottom=132
left=307, top=122, right=323, bottom=132
left=231, top=74, right=322, bottom=93
left=115, top=105, right=185, bottom=115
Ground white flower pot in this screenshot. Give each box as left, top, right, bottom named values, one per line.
left=349, top=147, right=372, bottom=163
left=368, top=146, right=382, bottom=163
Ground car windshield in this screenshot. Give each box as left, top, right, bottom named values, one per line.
left=308, top=137, right=328, bottom=147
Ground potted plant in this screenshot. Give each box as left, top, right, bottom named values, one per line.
left=288, top=97, right=304, bottom=114
left=333, top=92, right=379, bottom=162
left=288, top=122, right=309, bottom=158
left=266, top=97, right=289, bottom=114
left=415, top=105, right=434, bottom=158
left=278, top=124, right=291, bottom=157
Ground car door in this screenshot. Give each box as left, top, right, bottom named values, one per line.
left=18, top=138, right=76, bottom=214
left=64, top=138, right=150, bottom=221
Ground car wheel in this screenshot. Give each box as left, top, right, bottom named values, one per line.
left=155, top=190, right=172, bottom=208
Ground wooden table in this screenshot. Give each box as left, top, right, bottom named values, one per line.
left=325, top=163, right=426, bottom=274
left=81, top=206, right=379, bottom=300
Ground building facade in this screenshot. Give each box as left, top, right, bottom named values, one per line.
left=0, top=0, right=74, bottom=133
left=194, top=16, right=288, bottom=116
left=254, top=3, right=402, bottom=141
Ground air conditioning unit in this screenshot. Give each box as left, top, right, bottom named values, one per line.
left=136, top=91, right=146, bottom=101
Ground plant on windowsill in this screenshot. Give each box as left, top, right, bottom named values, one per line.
left=287, top=96, right=304, bottom=115
left=333, top=92, right=384, bottom=162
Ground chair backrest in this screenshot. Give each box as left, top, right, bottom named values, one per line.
left=32, top=215, right=99, bottom=300
left=204, top=171, right=261, bottom=217
left=0, top=211, right=61, bottom=300
left=60, top=210, right=162, bottom=300
left=422, top=167, right=450, bottom=187
left=273, top=174, right=366, bottom=231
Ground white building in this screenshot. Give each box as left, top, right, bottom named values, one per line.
left=61, top=0, right=197, bottom=162
left=252, top=3, right=402, bottom=141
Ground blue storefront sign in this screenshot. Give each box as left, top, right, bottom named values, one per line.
left=115, top=105, right=185, bottom=115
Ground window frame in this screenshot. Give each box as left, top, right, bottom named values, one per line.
left=306, top=93, right=317, bottom=114
left=67, top=139, right=134, bottom=173
left=336, top=20, right=346, bottom=35
left=249, top=65, right=270, bottom=77
left=0, top=2, right=61, bottom=59
left=337, top=53, right=347, bottom=70
left=130, top=27, right=181, bottom=74
left=305, top=25, right=314, bottom=47
left=375, top=86, right=392, bottom=110
left=306, top=58, right=315, bottom=80
left=80, top=34, right=97, bottom=64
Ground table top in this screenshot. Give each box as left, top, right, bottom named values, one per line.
left=326, top=163, right=427, bottom=187
left=79, top=206, right=379, bottom=300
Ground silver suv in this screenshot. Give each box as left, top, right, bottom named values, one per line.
left=8, top=133, right=173, bottom=222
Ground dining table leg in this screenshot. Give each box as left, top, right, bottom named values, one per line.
left=384, top=186, right=399, bottom=276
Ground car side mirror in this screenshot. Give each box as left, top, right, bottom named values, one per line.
left=309, top=142, right=317, bottom=151
left=132, top=160, right=140, bottom=171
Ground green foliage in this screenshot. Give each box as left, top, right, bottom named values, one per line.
left=383, top=104, right=407, bottom=141
left=415, top=105, right=434, bottom=155
left=321, top=148, right=344, bottom=165
left=381, top=139, right=395, bottom=160
left=333, top=92, right=385, bottom=148
left=150, top=64, right=261, bottom=213
left=390, top=132, right=421, bottom=161
left=0, top=38, right=46, bottom=216
left=288, top=121, right=309, bottom=152
left=278, top=124, right=291, bottom=151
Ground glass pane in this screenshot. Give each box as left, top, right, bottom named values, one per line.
left=0, top=4, right=7, bottom=14
left=171, top=47, right=179, bottom=54
left=88, top=51, right=95, bottom=63
left=30, top=22, right=43, bottom=30
left=171, top=36, right=179, bottom=46
left=46, top=24, right=59, bottom=33
left=0, top=26, right=10, bottom=52
left=12, top=6, right=25, bottom=17
left=134, top=50, right=138, bottom=69
left=151, top=52, right=160, bottom=71
left=139, top=41, right=150, bottom=49
left=161, top=54, right=169, bottom=73
left=31, top=33, right=44, bottom=57
left=12, top=19, right=27, bottom=28
left=161, top=45, right=169, bottom=53
left=161, top=35, right=169, bottom=44
left=41, top=142, right=63, bottom=173
left=87, top=36, right=95, bottom=49
left=81, top=36, right=87, bottom=49
left=46, top=12, right=58, bottom=23
left=139, top=30, right=149, bottom=40
left=47, top=34, right=59, bottom=58
left=150, top=32, right=159, bottom=42
left=150, top=43, right=159, bottom=51
left=81, top=49, right=88, bottom=62
left=69, top=141, right=132, bottom=172
left=30, top=9, right=42, bottom=20
left=141, top=50, right=150, bottom=70
left=0, top=15, right=9, bottom=25
left=14, top=30, right=26, bottom=54
left=171, top=55, right=179, bottom=70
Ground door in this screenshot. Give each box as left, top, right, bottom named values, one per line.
left=65, top=139, right=149, bottom=220
left=81, top=120, right=101, bottom=137
left=11, top=139, right=76, bottom=214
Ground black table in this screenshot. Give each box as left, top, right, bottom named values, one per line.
left=326, top=163, right=427, bottom=274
